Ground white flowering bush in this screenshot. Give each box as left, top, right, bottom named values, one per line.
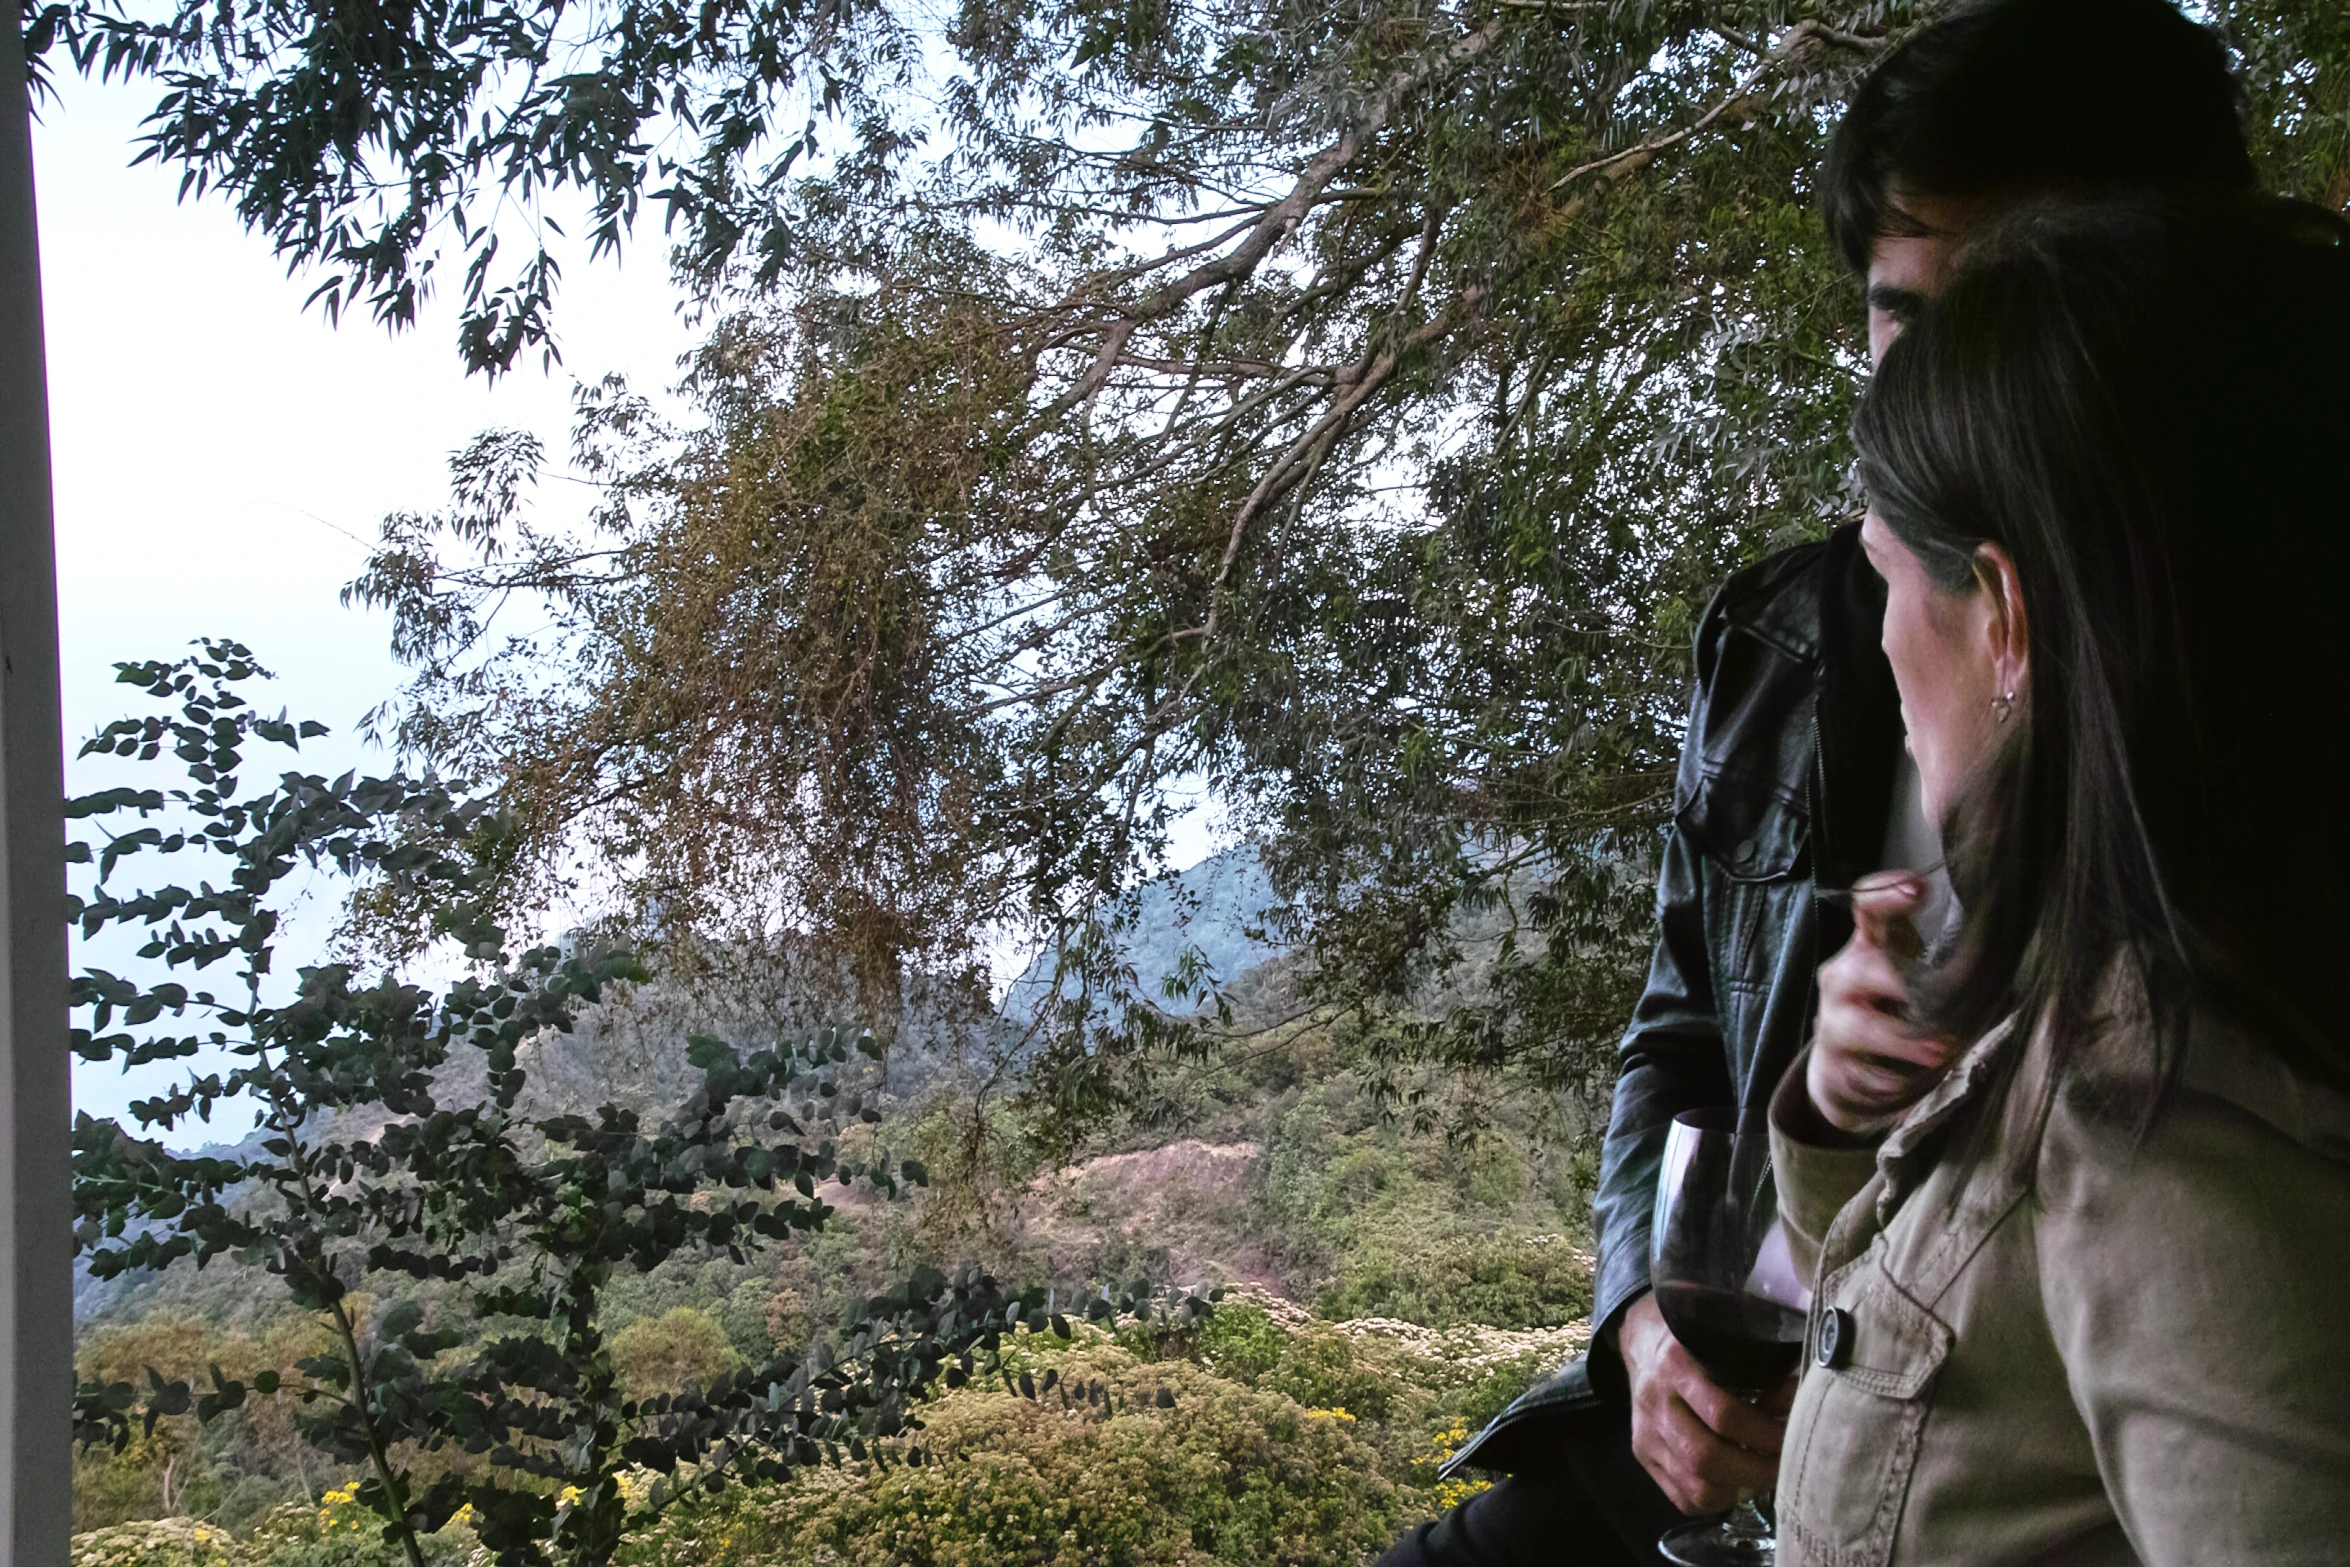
left=71, top=1519, right=237, bottom=1567
left=1200, top=1285, right=1588, bottom=1399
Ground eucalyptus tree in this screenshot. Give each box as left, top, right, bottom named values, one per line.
left=38, top=0, right=2350, bottom=1130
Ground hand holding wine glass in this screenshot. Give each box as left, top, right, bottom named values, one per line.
left=1620, top=1294, right=1790, bottom=1514
left=1647, top=1109, right=1812, bottom=1567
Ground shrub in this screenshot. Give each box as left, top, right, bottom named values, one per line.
left=1193, top=1302, right=1287, bottom=1383
left=1318, top=1234, right=1591, bottom=1330
left=609, top=1308, right=742, bottom=1399
left=624, top=1341, right=1410, bottom=1566
left=236, top=1484, right=484, bottom=1567
left=1415, top=1420, right=1494, bottom=1518
left=1258, top=1327, right=1399, bottom=1425
left=1197, top=1301, right=1398, bottom=1425
left=70, top=1519, right=237, bottom=1567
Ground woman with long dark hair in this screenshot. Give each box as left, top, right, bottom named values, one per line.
left=1769, top=195, right=2350, bottom=1564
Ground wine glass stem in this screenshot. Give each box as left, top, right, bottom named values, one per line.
left=1724, top=1497, right=1772, bottom=1541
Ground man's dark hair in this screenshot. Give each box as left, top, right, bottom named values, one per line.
left=1824, top=0, right=2255, bottom=275
left=1853, top=193, right=2350, bottom=1095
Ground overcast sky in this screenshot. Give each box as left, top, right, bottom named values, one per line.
left=36, top=73, right=703, bottom=1129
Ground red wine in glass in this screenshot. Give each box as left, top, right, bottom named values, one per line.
left=1653, top=1282, right=1807, bottom=1394
left=1649, top=1108, right=1811, bottom=1566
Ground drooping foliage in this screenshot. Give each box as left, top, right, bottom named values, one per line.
left=38, top=0, right=2350, bottom=1131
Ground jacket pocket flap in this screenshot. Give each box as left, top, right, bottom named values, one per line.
left=1676, top=780, right=1808, bottom=882
left=1831, top=1278, right=1953, bottom=1401
left=1674, top=616, right=1815, bottom=881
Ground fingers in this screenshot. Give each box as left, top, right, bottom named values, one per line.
left=1628, top=1336, right=1788, bottom=1514
left=1637, top=1386, right=1783, bottom=1512
left=1808, top=1028, right=1955, bottom=1133
left=1822, top=927, right=1908, bottom=1003
left=1817, top=976, right=1952, bottom=1072
left=1810, top=877, right=1962, bottom=1133
left=1680, top=1374, right=1787, bottom=1455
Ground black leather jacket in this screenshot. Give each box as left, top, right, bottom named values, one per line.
left=1447, top=522, right=1901, bottom=1477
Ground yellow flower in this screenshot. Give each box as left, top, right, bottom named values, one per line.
left=1426, top=1416, right=1493, bottom=1511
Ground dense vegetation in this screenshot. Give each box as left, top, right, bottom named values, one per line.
left=72, top=789, right=1601, bottom=1556
left=70, top=653, right=1293, bottom=1565
left=65, top=647, right=1600, bottom=1561
left=75, top=1295, right=1576, bottom=1565
left=44, top=0, right=2350, bottom=1559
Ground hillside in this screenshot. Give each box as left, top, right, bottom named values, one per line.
left=70, top=848, right=1607, bottom=1555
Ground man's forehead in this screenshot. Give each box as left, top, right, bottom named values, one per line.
left=1865, top=189, right=2006, bottom=294
left=1872, top=190, right=2002, bottom=264
left=1867, top=232, right=1952, bottom=296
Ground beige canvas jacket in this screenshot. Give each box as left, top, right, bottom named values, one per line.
left=1769, top=993, right=2350, bottom=1566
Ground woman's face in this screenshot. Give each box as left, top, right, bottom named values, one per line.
left=1861, top=511, right=2014, bottom=826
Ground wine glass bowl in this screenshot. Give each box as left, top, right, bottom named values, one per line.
left=1649, top=1280, right=1807, bottom=1394
left=1649, top=1108, right=1810, bottom=1566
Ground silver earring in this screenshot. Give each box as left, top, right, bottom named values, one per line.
left=1991, top=689, right=2017, bottom=724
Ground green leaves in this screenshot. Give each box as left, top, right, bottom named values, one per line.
left=276, top=3, right=1909, bottom=1147
left=31, top=0, right=930, bottom=374
left=65, top=787, right=165, bottom=818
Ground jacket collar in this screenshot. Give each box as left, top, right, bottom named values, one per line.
left=1811, top=521, right=1903, bottom=894
left=1875, top=1013, right=2023, bottom=1222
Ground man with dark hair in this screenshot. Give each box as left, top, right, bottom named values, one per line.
left=1378, top=2, right=2253, bottom=1563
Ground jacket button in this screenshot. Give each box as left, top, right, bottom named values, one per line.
left=1734, top=836, right=1759, bottom=866
left=1816, top=1307, right=1854, bottom=1370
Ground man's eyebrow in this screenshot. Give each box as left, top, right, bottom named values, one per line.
left=1868, top=284, right=1930, bottom=319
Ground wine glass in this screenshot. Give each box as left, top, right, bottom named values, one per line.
left=1649, top=1107, right=1812, bottom=1567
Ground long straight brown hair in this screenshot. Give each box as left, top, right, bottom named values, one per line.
left=1853, top=194, right=2350, bottom=1094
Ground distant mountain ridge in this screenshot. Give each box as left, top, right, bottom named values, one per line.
left=1000, top=847, right=1284, bottom=1024
left=76, top=849, right=1293, bottom=1324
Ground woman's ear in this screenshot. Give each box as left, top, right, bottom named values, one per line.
left=1972, top=542, right=2031, bottom=710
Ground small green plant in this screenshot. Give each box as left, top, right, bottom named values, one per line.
left=1195, top=1302, right=1288, bottom=1382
